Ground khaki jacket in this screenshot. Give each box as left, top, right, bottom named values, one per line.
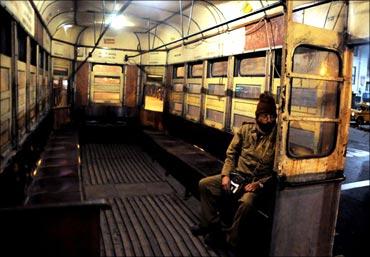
left=221, top=122, right=277, bottom=183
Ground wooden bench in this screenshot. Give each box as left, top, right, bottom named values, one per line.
left=141, top=129, right=224, bottom=198
left=0, top=127, right=109, bottom=256
left=141, top=128, right=274, bottom=255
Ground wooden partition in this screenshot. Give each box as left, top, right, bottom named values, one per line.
left=169, top=64, right=185, bottom=116
left=90, top=64, right=123, bottom=105
left=203, top=58, right=228, bottom=130
left=17, top=61, right=26, bottom=142
left=0, top=54, right=12, bottom=157
left=185, top=62, right=203, bottom=122
left=29, top=65, right=37, bottom=127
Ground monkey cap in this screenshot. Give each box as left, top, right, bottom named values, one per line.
left=255, top=92, right=277, bottom=118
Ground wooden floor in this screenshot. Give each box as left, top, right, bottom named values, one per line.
left=81, top=143, right=233, bottom=257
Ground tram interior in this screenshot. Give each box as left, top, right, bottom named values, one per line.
left=0, top=1, right=369, bottom=256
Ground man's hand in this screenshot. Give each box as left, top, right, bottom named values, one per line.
left=221, top=175, right=230, bottom=191
left=244, top=182, right=262, bottom=192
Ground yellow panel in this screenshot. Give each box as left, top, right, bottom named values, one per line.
left=292, top=22, right=342, bottom=49
left=93, top=65, right=122, bottom=73
left=144, top=96, right=164, bottom=112
left=17, top=61, right=26, bottom=71
left=233, top=101, right=257, bottom=115
left=0, top=67, right=10, bottom=92
left=233, top=77, right=265, bottom=88
left=0, top=98, right=10, bottom=114
left=206, top=96, right=225, bottom=111
left=205, top=78, right=227, bottom=88
left=187, top=94, right=201, bottom=106
left=93, top=92, right=120, bottom=102
left=94, top=76, right=120, bottom=85
left=93, top=85, right=121, bottom=92
left=171, top=92, right=183, bottom=103
left=18, top=71, right=26, bottom=89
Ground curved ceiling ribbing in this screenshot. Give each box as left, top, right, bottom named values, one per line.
left=34, top=1, right=272, bottom=51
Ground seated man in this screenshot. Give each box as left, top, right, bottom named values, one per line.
left=191, top=92, right=277, bottom=250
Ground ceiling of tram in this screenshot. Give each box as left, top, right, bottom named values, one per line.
left=33, top=0, right=282, bottom=50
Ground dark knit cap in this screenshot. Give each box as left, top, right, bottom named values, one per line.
left=255, top=91, right=277, bottom=117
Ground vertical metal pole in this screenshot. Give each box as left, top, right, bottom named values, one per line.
left=224, top=56, right=234, bottom=132
left=10, top=21, right=19, bottom=148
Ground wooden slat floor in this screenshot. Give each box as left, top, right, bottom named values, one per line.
left=81, top=143, right=233, bottom=257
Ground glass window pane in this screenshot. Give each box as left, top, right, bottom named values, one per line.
left=208, top=84, right=225, bottom=96
left=288, top=121, right=337, bottom=157
left=290, top=78, right=339, bottom=119
left=170, top=102, right=183, bottom=114
left=144, top=84, right=164, bottom=112
left=293, top=46, right=340, bottom=77
left=187, top=105, right=200, bottom=118
left=206, top=109, right=224, bottom=123
left=171, top=92, right=183, bottom=103
left=175, top=66, right=185, bottom=78
left=188, top=84, right=202, bottom=94
left=235, top=84, right=261, bottom=99
left=173, top=84, right=184, bottom=92
left=191, top=64, right=203, bottom=77
left=233, top=114, right=254, bottom=128
left=239, top=56, right=266, bottom=76
left=94, top=76, right=120, bottom=85
left=211, top=61, right=228, bottom=77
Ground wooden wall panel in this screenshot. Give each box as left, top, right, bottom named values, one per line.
left=76, top=62, right=89, bottom=106
left=245, top=16, right=284, bottom=51
left=125, top=65, right=138, bottom=107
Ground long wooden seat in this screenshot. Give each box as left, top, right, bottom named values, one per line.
left=0, top=126, right=110, bottom=256
left=142, top=129, right=223, bottom=198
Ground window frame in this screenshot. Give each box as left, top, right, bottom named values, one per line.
left=207, top=57, right=228, bottom=78
left=286, top=44, right=342, bottom=159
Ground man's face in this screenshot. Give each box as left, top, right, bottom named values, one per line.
left=256, top=113, right=276, bottom=133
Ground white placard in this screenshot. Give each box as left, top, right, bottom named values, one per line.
left=1, top=1, right=35, bottom=36
left=52, top=41, right=74, bottom=59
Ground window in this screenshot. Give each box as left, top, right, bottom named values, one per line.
left=187, top=105, right=200, bottom=117
left=234, top=84, right=261, bottom=99
left=352, top=66, right=356, bottom=84
left=233, top=114, right=254, bottom=128
left=174, top=65, right=184, bottom=78
left=39, top=48, right=44, bottom=68
left=45, top=54, right=49, bottom=71
left=187, top=84, right=202, bottom=94
left=239, top=57, right=265, bottom=76
left=94, top=76, right=120, bottom=85
left=30, top=40, right=36, bottom=66
left=144, top=84, right=164, bottom=112
left=208, top=84, right=225, bottom=96
left=288, top=46, right=341, bottom=158
left=17, top=24, right=27, bottom=62
left=173, top=84, right=184, bottom=92
left=189, top=63, right=203, bottom=78
left=0, top=8, right=11, bottom=56
left=209, top=59, right=228, bottom=77
left=293, top=46, right=340, bottom=77
left=206, top=109, right=223, bottom=123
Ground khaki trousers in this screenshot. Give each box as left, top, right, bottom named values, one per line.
left=199, top=174, right=259, bottom=247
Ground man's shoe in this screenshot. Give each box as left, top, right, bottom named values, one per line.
left=190, top=225, right=209, bottom=236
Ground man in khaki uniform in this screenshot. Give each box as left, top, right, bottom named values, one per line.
left=191, top=92, right=277, bottom=250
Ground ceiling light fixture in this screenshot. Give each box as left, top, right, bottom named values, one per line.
left=63, top=24, right=73, bottom=31
left=106, top=14, right=134, bottom=29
